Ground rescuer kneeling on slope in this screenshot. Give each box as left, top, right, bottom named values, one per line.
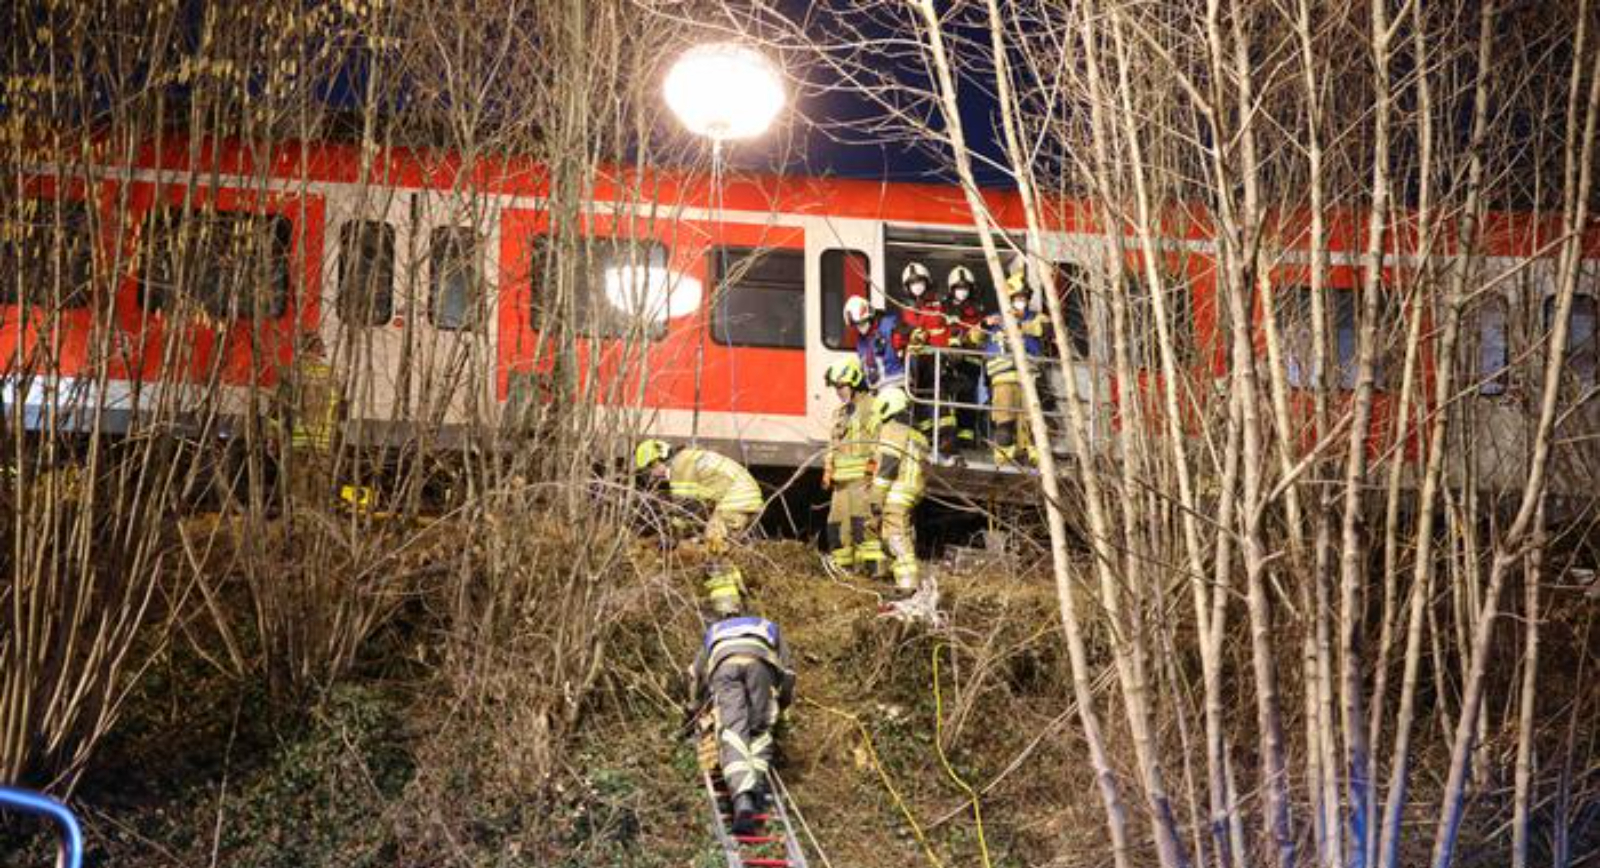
left=637, top=440, right=765, bottom=614
left=871, top=387, right=928, bottom=594
left=689, top=606, right=795, bottom=836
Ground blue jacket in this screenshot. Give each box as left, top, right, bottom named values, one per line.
left=691, top=616, right=796, bottom=706
left=855, top=313, right=906, bottom=389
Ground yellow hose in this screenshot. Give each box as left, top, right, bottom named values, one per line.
left=802, top=697, right=945, bottom=868
left=932, top=643, right=992, bottom=868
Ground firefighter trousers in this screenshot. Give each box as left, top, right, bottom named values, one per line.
left=710, top=656, right=779, bottom=797
left=826, top=481, right=881, bottom=574
left=989, top=379, right=1034, bottom=465
left=874, top=492, right=920, bottom=591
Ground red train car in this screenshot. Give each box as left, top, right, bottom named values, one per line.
left=4, top=138, right=1597, bottom=492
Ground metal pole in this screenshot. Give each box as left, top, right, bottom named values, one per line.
left=932, top=349, right=943, bottom=461
left=691, top=138, right=724, bottom=447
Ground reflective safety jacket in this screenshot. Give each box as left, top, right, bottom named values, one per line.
left=855, top=314, right=907, bottom=389
left=826, top=393, right=879, bottom=483
left=898, top=298, right=951, bottom=348
left=289, top=359, right=341, bottom=451
left=690, top=615, right=796, bottom=706
left=668, top=448, right=764, bottom=514
left=985, top=311, right=1049, bottom=384
left=873, top=420, right=928, bottom=510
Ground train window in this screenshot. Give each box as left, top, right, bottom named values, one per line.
left=2, top=199, right=93, bottom=309
left=530, top=236, right=670, bottom=340
left=139, top=207, right=290, bottom=319
left=821, top=249, right=870, bottom=350
left=429, top=227, right=479, bottom=331
left=1288, top=289, right=1395, bottom=390
left=1055, top=264, right=1092, bottom=358
left=711, top=246, right=805, bottom=349
left=1547, top=294, right=1598, bottom=384
left=1477, top=299, right=1509, bottom=395
left=337, top=221, right=395, bottom=327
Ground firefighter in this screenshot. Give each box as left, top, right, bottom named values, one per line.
left=278, top=332, right=343, bottom=506
left=870, top=387, right=927, bottom=594
left=896, top=262, right=957, bottom=457
left=984, top=270, right=1050, bottom=466
left=822, top=357, right=884, bottom=577
left=688, top=606, right=795, bottom=836
left=637, top=440, right=765, bottom=614
left=943, top=265, right=987, bottom=451
left=843, top=295, right=906, bottom=392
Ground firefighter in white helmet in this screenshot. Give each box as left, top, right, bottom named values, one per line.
left=896, top=262, right=957, bottom=456
left=843, top=295, right=907, bottom=391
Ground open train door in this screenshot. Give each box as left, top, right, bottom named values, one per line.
left=805, top=218, right=883, bottom=444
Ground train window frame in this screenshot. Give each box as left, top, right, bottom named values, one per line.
left=2, top=198, right=95, bottom=310
left=1546, top=293, right=1598, bottom=385
left=336, top=220, right=395, bottom=327
left=1053, top=263, right=1093, bottom=359
left=1281, top=287, right=1393, bottom=391
left=710, top=245, right=806, bottom=350
left=137, top=206, right=292, bottom=320
left=1477, top=298, right=1510, bottom=396
left=530, top=235, right=672, bottom=341
left=821, top=248, right=871, bottom=350
left=428, top=226, right=480, bottom=331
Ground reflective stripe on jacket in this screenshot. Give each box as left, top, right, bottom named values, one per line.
left=826, top=394, right=878, bottom=482
left=668, top=449, right=763, bottom=514
left=873, top=420, right=927, bottom=508
left=691, top=616, right=796, bottom=707
left=985, top=312, right=1047, bottom=383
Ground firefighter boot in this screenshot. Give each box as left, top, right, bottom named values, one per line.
left=731, top=792, right=761, bottom=836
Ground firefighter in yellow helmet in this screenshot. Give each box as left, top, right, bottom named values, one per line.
left=983, top=269, right=1049, bottom=466
left=636, top=440, right=765, bottom=614
left=869, top=387, right=927, bottom=594
left=822, top=357, right=883, bottom=577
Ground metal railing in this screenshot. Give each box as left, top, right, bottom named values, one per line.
left=0, top=786, right=84, bottom=868
left=902, top=344, right=1079, bottom=465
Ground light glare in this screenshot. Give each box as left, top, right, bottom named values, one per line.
left=664, top=43, right=785, bottom=142
left=604, top=265, right=702, bottom=324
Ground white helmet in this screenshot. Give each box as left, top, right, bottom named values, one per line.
left=843, top=295, right=874, bottom=326
left=946, top=265, right=975, bottom=293
left=901, top=262, right=931, bottom=295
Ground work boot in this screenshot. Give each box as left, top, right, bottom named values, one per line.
left=731, top=792, right=761, bottom=835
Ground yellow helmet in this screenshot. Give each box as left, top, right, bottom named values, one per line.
left=1005, top=268, right=1031, bottom=297
left=873, top=387, right=911, bottom=425
left=634, top=439, right=671, bottom=471
left=825, top=357, right=866, bottom=390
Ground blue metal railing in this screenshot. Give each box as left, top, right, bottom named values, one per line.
left=0, top=786, right=83, bottom=868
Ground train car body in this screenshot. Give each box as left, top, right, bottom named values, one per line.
left=4, top=138, right=1598, bottom=496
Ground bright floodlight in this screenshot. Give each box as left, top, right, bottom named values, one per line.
left=604, top=265, right=703, bottom=324
left=664, top=42, right=785, bottom=142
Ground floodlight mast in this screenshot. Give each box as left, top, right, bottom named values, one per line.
left=664, top=42, right=785, bottom=446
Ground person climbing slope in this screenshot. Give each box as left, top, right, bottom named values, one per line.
left=688, top=606, right=795, bottom=836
